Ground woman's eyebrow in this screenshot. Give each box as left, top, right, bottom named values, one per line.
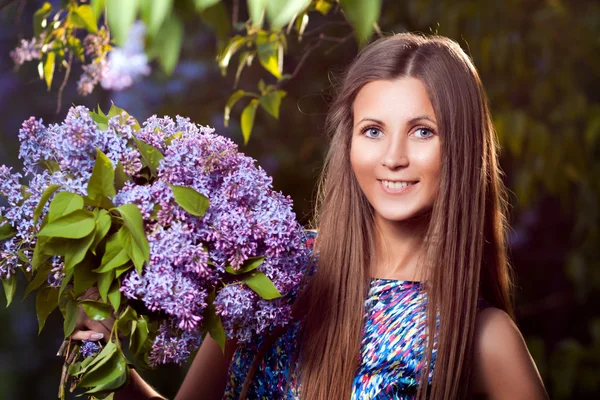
left=408, top=115, right=437, bottom=126
left=354, top=117, right=385, bottom=128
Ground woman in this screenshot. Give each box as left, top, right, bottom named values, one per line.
left=73, top=33, right=548, bottom=399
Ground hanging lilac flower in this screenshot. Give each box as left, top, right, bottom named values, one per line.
left=77, top=58, right=109, bottom=96
left=80, top=340, right=101, bottom=358
left=101, top=21, right=150, bottom=91
left=47, top=256, right=65, bottom=287
left=148, top=322, right=202, bottom=366
left=10, top=37, right=42, bottom=66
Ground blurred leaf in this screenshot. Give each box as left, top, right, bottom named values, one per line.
left=340, top=0, right=381, bottom=45
left=295, top=12, right=309, bottom=40
left=33, top=184, right=61, bottom=226
left=256, top=31, right=282, bottom=78
left=43, top=52, right=55, bottom=90
left=224, top=90, right=256, bottom=127
left=106, top=0, right=138, bottom=46
left=259, top=89, right=286, bottom=119
left=2, top=275, right=17, bottom=307
left=36, top=285, right=59, bottom=333
left=139, top=0, right=173, bottom=38
left=64, top=296, right=78, bottom=338
left=247, top=0, right=267, bottom=27
left=314, top=0, right=333, bottom=15
left=38, top=210, right=95, bottom=239
left=68, top=5, right=98, bottom=33
left=91, top=0, right=105, bottom=21
left=266, top=0, right=311, bottom=30
left=199, top=1, right=232, bottom=41
left=194, top=0, right=221, bottom=12
left=170, top=185, right=210, bottom=217
left=234, top=51, right=254, bottom=88
left=244, top=271, right=281, bottom=299
left=241, top=99, right=260, bottom=144
left=218, top=35, right=250, bottom=76
left=80, top=300, right=113, bottom=321
left=48, top=192, right=84, bottom=222
left=88, top=149, right=116, bottom=201
left=151, top=14, right=184, bottom=75
left=33, top=2, right=52, bottom=37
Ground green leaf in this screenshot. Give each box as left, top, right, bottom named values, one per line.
left=48, top=192, right=84, bottom=222
left=224, top=90, right=257, bottom=127
left=170, top=185, right=210, bottom=217
left=106, top=0, right=138, bottom=46
left=218, top=35, right=249, bottom=76
left=73, top=258, right=96, bottom=296
left=96, top=229, right=130, bottom=273
left=244, top=271, right=281, bottom=299
left=152, top=14, right=184, bottom=75
left=198, top=1, right=232, bottom=41
left=114, top=162, right=131, bottom=192
left=24, top=262, right=52, bottom=298
left=225, top=256, right=265, bottom=275
left=90, top=107, right=109, bottom=130
left=108, top=281, right=121, bottom=313
left=340, top=0, right=381, bottom=45
left=33, top=184, right=61, bottom=225
left=64, top=230, right=96, bottom=269
left=121, top=229, right=145, bottom=276
left=83, top=366, right=128, bottom=394
left=91, top=0, right=105, bottom=21
left=115, top=263, right=132, bottom=278
left=130, top=316, right=148, bottom=355
left=194, top=0, right=221, bottom=11
left=116, top=306, right=138, bottom=336
left=33, top=2, right=52, bottom=37
left=43, top=52, right=55, bottom=91
left=64, top=296, right=78, bottom=338
left=79, top=346, right=127, bottom=390
left=139, top=0, right=172, bottom=37
left=88, top=149, right=116, bottom=200
left=58, top=266, right=74, bottom=299
left=241, top=99, right=260, bottom=145
left=83, top=194, right=115, bottom=210
left=204, top=290, right=225, bottom=352
left=259, top=90, right=286, bottom=119
left=38, top=209, right=95, bottom=239
left=97, top=270, right=115, bottom=303
left=247, top=0, right=267, bottom=27
left=91, top=210, right=112, bottom=254
left=75, top=339, right=116, bottom=376
left=36, top=285, right=59, bottom=333
left=134, top=139, right=164, bottom=177
left=32, top=236, right=51, bottom=271
left=0, top=223, right=17, bottom=242
left=80, top=300, right=113, bottom=321
left=256, top=32, right=282, bottom=79
left=314, top=0, right=333, bottom=15
left=116, top=204, right=149, bottom=272
left=234, top=51, right=254, bottom=88
left=69, top=5, right=98, bottom=32
left=2, top=275, right=17, bottom=307
left=265, top=0, right=311, bottom=30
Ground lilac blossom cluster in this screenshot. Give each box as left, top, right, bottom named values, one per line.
left=80, top=340, right=101, bottom=358
left=0, top=106, right=310, bottom=367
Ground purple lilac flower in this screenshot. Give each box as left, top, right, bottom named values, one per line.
left=80, top=340, right=101, bottom=358
left=47, top=256, right=65, bottom=287
left=101, top=21, right=150, bottom=91
left=148, top=321, right=202, bottom=366
left=10, top=37, right=42, bottom=66
left=77, top=58, right=109, bottom=96
left=83, top=27, right=110, bottom=58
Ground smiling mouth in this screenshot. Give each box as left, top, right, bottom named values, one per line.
left=379, top=180, right=418, bottom=190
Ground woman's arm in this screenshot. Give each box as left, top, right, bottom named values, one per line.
left=471, top=307, right=548, bottom=400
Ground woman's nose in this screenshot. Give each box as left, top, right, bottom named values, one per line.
left=380, top=140, right=409, bottom=169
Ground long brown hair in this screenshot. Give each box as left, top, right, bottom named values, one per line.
left=242, top=33, right=513, bottom=400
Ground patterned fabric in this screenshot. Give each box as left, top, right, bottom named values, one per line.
left=223, top=231, right=484, bottom=399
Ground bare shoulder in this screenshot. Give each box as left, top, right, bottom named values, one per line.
left=471, top=307, right=548, bottom=400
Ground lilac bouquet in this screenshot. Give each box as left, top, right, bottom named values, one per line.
left=0, top=104, right=310, bottom=396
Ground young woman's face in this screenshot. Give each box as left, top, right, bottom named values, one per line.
left=350, top=77, right=441, bottom=223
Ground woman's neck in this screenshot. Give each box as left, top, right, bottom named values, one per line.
left=371, top=213, right=430, bottom=281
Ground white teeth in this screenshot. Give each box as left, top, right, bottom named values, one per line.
left=381, top=180, right=415, bottom=190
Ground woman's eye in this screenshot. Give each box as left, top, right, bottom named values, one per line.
left=413, top=127, right=435, bottom=139
left=363, top=127, right=383, bottom=138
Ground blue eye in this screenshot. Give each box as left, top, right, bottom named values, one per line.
left=413, top=127, right=435, bottom=139
left=362, top=127, right=383, bottom=138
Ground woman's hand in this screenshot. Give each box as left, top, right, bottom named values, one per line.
left=70, top=287, right=114, bottom=343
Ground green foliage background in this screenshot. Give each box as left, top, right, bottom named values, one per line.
left=0, top=0, right=598, bottom=398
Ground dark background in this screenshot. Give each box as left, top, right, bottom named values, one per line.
left=0, top=0, right=599, bottom=399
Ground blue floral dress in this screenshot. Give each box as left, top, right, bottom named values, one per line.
left=222, top=232, right=483, bottom=399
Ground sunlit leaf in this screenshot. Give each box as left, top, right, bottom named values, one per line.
left=259, top=90, right=286, bottom=119
left=38, top=210, right=95, bottom=239
left=33, top=184, right=61, bottom=226
left=266, top=0, right=311, bottom=30
left=106, top=0, right=138, bottom=46
left=170, top=185, right=210, bottom=217
left=256, top=32, right=282, bottom=78
left=43, top=52, right=55, bottom=90
left=96, top=228, right=130, bottom=273
left=134, top=139, right=164, bottom=177
left=340, top=0, right=381, bottom=45
left=241, top=99, right=260, bottom=144
left=218, top=36, right=249, bottom=76
left=139, top=0, right=173, bottom=38
left=90, top=210, right=112, bottom=254
left=33, top=2, right=52, bottom=37
left=247, top=0, right=267, bottom=27
left=68, top=5, right=98, bottom=33
left=47, top=192, right=84, bottom=222
left=90, top=0, right=105, bottom=21
left=87, top=149, right=116, bottom=200
left=244, top=271, right=281, bottom=299
left=225, top=256, right=265, bottom=275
